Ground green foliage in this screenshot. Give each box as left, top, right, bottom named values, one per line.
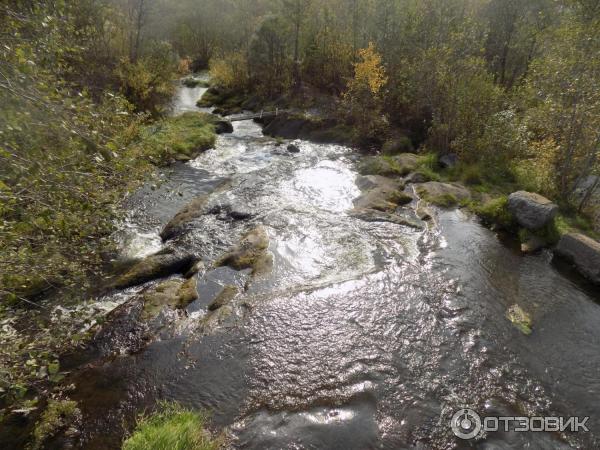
left=116, top=41, right=179, bottom=116
left=122, top=402, right=222, bottom=450
left=32, top=399, right=80, bottom=450
left=209, top=52, right=250, bottom=92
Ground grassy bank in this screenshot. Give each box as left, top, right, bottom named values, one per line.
left=122, top=402, right=222, bottom=450
left=1, top=112, right=216, bottom=305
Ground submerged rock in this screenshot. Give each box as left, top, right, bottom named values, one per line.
left=507, top=191, right=558, bottom=230
left=216, top=226, right=272, bottom=276
left=160, top=195, right=209, bottom=241
left=506, top=304, right=532, bottom=335
left=113, top=250, right=197, bottom=289
left=555, top=233, right=600, bottom=284
left=287, top=143, right=301, bottom=153
left=350, top=209, right=423, bottom=229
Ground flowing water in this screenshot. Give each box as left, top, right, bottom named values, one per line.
left=24, top=81, right=600, bottom=449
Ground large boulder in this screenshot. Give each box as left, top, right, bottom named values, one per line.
left=555, top=233, right=600, bottom=284
left=507, top=191, right=558, bottom=230
left=113, top=250, right=198, bottom=289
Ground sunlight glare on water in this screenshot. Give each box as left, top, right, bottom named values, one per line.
left=280, top=159, right=360, bottom=213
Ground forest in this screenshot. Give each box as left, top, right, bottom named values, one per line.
left=1, top=1, right=600, bottom=449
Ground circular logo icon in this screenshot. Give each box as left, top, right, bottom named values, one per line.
left=451, top=408, right=482, bottom=440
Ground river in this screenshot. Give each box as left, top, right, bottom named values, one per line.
left=27, top=79, right=600, bottom=449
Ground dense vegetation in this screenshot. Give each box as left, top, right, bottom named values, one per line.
left=0, top=1, right=216, bottom=304
left=194, top=0, right=599, bottom=213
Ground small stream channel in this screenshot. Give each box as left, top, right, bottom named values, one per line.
left=9, top=77, right=600, bottom=449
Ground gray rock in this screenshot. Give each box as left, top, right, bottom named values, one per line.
left=214, top=120, right=234, bottom=134
left=555, top=233, right=600, bottom=284
left=439, top=153, right=458, bottom=169
left=287, top=144, right=301, bottom=153
left=405, top=172, right=430, bottom=184
left=507, top=191, right=558, bottom=230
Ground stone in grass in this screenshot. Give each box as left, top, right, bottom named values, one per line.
left=506, top=304, right=532, bottom=335
left=507, top=191, right=558, bottom=230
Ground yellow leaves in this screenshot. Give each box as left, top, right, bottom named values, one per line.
left=351, top=42, right=388, bottom=96
left=209, top=52, right=249, bottom=92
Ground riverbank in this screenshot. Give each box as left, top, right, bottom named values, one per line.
left=0, top=85, right=219, bottom=442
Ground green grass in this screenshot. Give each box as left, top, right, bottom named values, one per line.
left=471, top=196, right=515, bottom=230
left=135, top=112, right=216, bottom=165
left=122, top=402, right=222, bottom=450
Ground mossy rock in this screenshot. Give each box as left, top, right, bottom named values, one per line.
left=141, top=278, right=198, bottom=320
left=160, top=195, right=210, bottom=241
left=506, top=304, right=532, bottom=335
left=354, top=175, right=408, bottom=212
left=358, top=154, right=418, bottom=177
left=208, top=285, right=239, bottom=311
left=216, top=226, right=272, bottom=276
left=114, top=251, right=197, bottom=289
left=122, top=401, right=222, bottom=450
left=416, top=182, right=471, bottom=208
left=473, top=196, right=515, bottom=230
